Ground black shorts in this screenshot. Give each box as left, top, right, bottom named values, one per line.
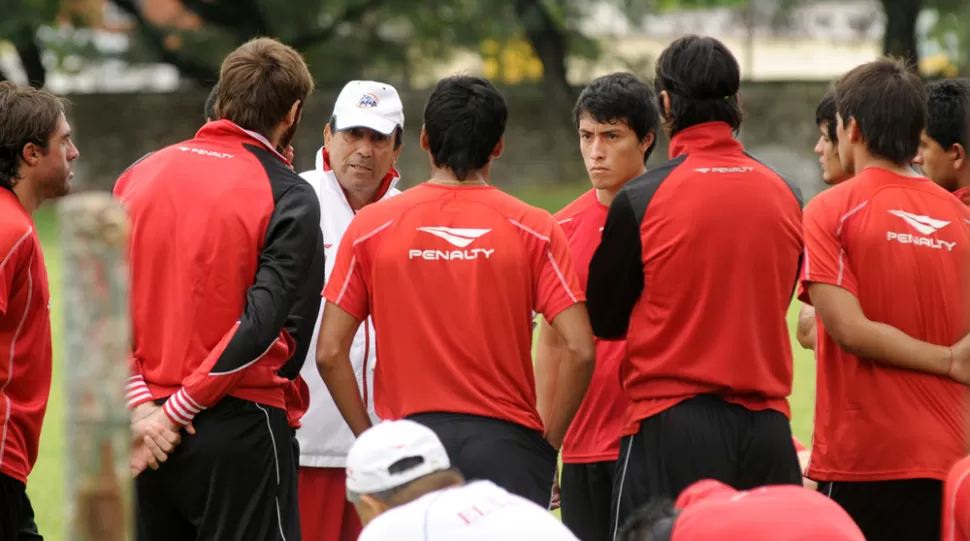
left=407, top=412, right=558, bottom=508
left=561, top=461, right=616, bottom=541
left=135, top=397, right=300, bottom=541
left=0, top=473, right=25, bottom=541
left=610, top=395, right=801, bottom=538
left=818, top=479, right=943, bottom=541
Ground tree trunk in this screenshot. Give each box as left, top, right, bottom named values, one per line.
left=512, top=0, right=575, bottom=110
left=880, top=0, right=922, bottom=69
left=12, top=24, right=46, bottom=88
left=59, top=193, right=133, bottom=541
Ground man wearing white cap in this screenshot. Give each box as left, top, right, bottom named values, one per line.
left=295, top=80, right=405, bottom=541
left=347, top=420, right=580, bottom=540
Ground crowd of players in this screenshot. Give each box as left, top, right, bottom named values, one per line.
left=0, top=31, right=969, bottom=541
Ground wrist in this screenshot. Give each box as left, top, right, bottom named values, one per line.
left=946, top=347, right=955, bottom=378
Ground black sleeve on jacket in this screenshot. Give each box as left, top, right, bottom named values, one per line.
left=208, top=148, right=323, bottom=375
left=586, top=187, right=645, bottom=340
left=278, top=225, right=327, bottom=380
left=587, top=155, right=685, bottom=340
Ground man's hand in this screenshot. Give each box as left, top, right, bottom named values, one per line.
left=549, top=468, right=561, bottom=511
left=129, top=404, right=195, bottom=474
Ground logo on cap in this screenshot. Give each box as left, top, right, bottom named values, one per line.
left=357, top=93, right=379, bottom=109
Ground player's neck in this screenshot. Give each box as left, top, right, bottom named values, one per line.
left=427, top=166, right=489, bottom=186
left=11, top=178, right=41, bottom=215
left=597, top=169, right=645, bottom=206
left=852, top=149, right=921, bottom=179
left=344, top=186, right=379, bottom=211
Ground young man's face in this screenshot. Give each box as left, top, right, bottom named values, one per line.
left=913, top=130, right=959, bottom=191
left=578, top=113, right=651, bottom=195
left=31, top=113, right=79, bottom=198
left=325, top=125, right=401, bottom=194
left=835, top=113, right=857, bottom=176
left=813, top=121, right=850, bottom=185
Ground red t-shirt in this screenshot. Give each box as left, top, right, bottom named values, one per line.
left=954, top=186, right=970, bottom=207
left=0, top=190, right=52, bottom=485
left=800, top=168, right=970, bottom=482
left=323, top=183, right=584, bottom=432
left=554, top=189, right=629, bottom=463
left=671, top=479, right=865, bottom=540
left=943, top=454, right=970, bottom=541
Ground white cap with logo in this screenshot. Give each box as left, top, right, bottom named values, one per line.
left=346, top=419, right=450, bottom=495
left=332, top=80, right=405, bottom=136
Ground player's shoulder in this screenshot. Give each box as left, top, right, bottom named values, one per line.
left=358, top=490, right=440, bottom=540
left=553, top=188, right=599, bottom=224
left=0, top=198, right=34, bottom=257
left=804, top=176, right=861, bottom=216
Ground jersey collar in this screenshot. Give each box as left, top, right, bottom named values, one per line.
left=953, top=186, right=970, bottom=207
left=668, top=121, right=743, bottom=159
left=196, top=120, right=292, bottom=167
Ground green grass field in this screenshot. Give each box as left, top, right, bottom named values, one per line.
left=28, top=184, right=816, bottom=539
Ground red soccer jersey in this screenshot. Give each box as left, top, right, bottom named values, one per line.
left=955, top=187, right=970, bottom=207
left=323, top=183, right=584, bottom=432
left=801, top=168, right=970, bottom=482
left=554, top=189, right=629, bottom=463
left=671, top=479, right=865, bottom=540
left=0, top=189, right=52, bottom=485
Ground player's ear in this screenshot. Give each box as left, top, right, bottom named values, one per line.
left=491, top=136, right=504, bottom=159
left=359, top=494, right=390, bottom=523
left=324, top=123, right=333, bottom=146
left=952, top=143, right=967, bottom=172
left=420, top=124, right=430, bottom=153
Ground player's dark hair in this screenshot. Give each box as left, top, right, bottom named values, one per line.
left=0, top=81, right=66, bottom=191
left=423, top=75, right=507, bottom=181
left=204, top=83, right=219, bottom=122
left=834, top=57, right=926, bottom=164
left=574, top=72, right=660, bottom=164
left=617, top=499, right=680, bottom=541
left=654, top=35, right=743, bottom=136
left=925, top=78, right=970, bottom=151
left=815, top=92, right=838, bottom=143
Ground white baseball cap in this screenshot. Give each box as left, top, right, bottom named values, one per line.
left=332, top=80, right=405, bottom=136
left=347, top=420, right=451, bottom=495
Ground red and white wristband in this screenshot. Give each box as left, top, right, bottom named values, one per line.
left=162, top=388, right=205, bottom=426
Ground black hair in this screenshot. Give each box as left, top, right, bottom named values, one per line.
left=573, top=72, right=660, bottom=163
left=329, top=115, right=403, bottom=150
left=204, top=83, right=219, bottom=122
left=834, top=57, right=926, bottom=164
left=925, top=78, right=970, bottom=150
left=654, top=35, right=743, bottom=136
left=617, top=499, right=680, bottom=541
left=815, top=92, right=838, bottom=143
left=423, top=75, right=508, bottom=181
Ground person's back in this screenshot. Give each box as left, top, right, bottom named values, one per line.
left=116, top=125, right=300, bottom=407
left=116, top=38, right=321, bottom=541
left=318, top=74, right=595, bottom=508
left=334, top=183, right=572, bottom=428
left=585, top=36, right=803, bottom=535
left=800, top=58, right=970, bottom=541
left=359, top=480, right=579, bottom=541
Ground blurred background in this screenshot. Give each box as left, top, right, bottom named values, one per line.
left=3, top=0, right=969, bottom=198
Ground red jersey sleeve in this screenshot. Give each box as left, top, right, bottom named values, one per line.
left=534, top=218, right=585, bottom=322
left=800, top=195, right=859, bottom=304
left=0, top=226, right=31, bottom=318
left=322, top=216, right=371, bottom=322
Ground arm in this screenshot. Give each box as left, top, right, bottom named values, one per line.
left=533, top=220, right=595, bottom=450
left=543, top=304, right=596, bottom=450
left=795, top=303, right=817, bottom=351
left=534, top=317, right=567, bottom=428
left=586, top=189, right=644, bottom=340
left=808, top=283, right=954, bottom=377
left=165, top=183, right=322, bottom=426
left=801, top=198, right=958, bottom=380
left=316, top=302, right=372, bottom=436
left=318, top=216, right=374, bottom=436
